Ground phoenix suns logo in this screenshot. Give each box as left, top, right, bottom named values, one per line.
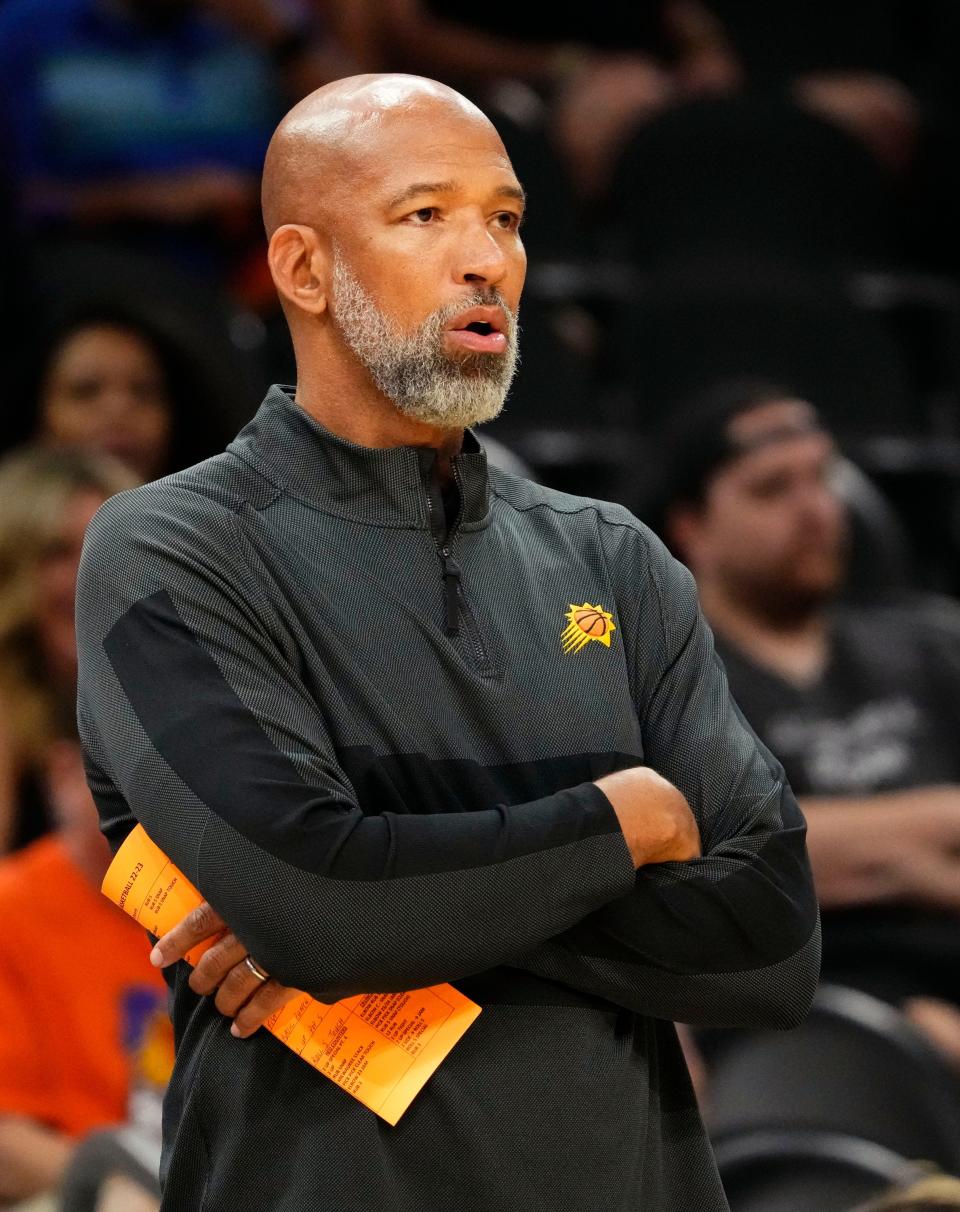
left=561, top=602, right=616, bottom=654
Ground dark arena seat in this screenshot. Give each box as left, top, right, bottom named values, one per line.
left=714, top=1130, right=930, bottom=1212
left=707, top=985, right=960, bottom=1211
left=603, top=261, right=918, bottom=444
left=601, top=96, right=894, bottom=271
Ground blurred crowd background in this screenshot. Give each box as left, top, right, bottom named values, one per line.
left=3, top=2, right=960, bottom=1210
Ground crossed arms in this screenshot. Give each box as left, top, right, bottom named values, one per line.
left=76, top=489, right=819, bottom=1035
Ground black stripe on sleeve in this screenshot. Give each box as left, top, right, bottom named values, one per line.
left=104, top=590, right=621, bottom=880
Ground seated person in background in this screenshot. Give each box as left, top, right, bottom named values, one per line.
left=0, top=740, right=170, bottom=1209
left=20, top=304, right=231, bottom=480
left=359, top=1, right=743, bottom=199
left=359, top=0, right=952, bottom=208
left=0, top=0, right=275, bottom=239
left=658, top=379, right=960, bottom=1069
left=0, top=0, right=356, bottom=280
left=0, top=447, right=135, bottom=854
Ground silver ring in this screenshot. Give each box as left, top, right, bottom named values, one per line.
left=244, top=955, right=269, bottom=983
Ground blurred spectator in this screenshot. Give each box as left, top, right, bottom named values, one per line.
left=0, top=0, right=272, bottom=244
left=34, top=314, right=172, bottom=481
left=658, top=380, right=960, bottom=1065
left=366, top=0, right=958, bottom=271
left=0, top=447, right=135, bottom=854
left=0, top=740, right=170, bottom=1208
left=364, top=2, right=742, bottom=199
left=708, top=1, right=960, bottom=175
left=703, top=0, right=942, bottom=174
left=17, top=304, right=231, bottom=479
left=0, top=0, right=360, bottom=282
left=206, top=0, right=370, bottom=102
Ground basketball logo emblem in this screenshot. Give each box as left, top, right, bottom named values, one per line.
left=561, top=602, right=617, bottom=654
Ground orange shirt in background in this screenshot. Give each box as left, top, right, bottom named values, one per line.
left=0, top=835, right=170, bottom=1137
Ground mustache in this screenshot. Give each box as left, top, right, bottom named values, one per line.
left=425, top=289, right=517, bottom=340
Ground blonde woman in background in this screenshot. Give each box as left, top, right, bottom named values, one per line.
left=0, top=447, right=136, bottom=854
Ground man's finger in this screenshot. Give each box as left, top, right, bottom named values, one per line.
left=214, top=957, right=272, bottom=1018
left=231, top=982, right=302, bottom=1039
left=189, top=932, right=247, bottom=996
left=149, top=901, right=226, bottom=968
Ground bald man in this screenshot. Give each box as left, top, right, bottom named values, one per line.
left=76, top=76, right=819, bottom=1211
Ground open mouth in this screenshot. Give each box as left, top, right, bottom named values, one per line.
left=445, top=308, right=508, bottom=354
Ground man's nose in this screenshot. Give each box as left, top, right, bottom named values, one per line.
left=453, top=221, right=509, bottom=287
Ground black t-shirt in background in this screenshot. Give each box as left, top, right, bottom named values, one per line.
left=716, top=598, right=960, bottom=1006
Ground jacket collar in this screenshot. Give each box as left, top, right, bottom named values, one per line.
left=228, top=385, right=491, bottom=530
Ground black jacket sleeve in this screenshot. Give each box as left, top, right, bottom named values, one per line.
left=515, top=525, right=820, bottom=1028
left=76, top=488, right=636, bottom=1001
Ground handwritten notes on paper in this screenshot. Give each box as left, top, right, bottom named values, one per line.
left=102, top=825, right=481, bottom=1124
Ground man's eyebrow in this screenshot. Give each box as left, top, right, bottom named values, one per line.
left=386, top=181, right=527, bottom=210
left=496, top=185, right=527, bottom=207
left=386, top=181, right=457, bottom=210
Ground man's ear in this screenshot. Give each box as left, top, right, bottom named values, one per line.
left=267, top=224, right=329, bottom=316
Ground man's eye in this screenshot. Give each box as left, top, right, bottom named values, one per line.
left=495, top=211, right=522, bottom=230
left=409, top=207, right=436, bottom=224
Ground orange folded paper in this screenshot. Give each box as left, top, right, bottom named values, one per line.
left=102, top=824, right=481, bottom=1125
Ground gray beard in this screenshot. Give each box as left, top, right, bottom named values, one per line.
left=330, top=250, right=519, bottom=429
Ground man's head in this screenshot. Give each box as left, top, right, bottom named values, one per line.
left=262, top=75, right=526, bottom=431
left=661, top=380, right=848, bottom=624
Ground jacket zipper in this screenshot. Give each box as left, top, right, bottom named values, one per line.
left=424, top=472, right=461, bottom=636
left=449, top=463, right=490, bottom=669
left=422, top=458, right=490, bottom=669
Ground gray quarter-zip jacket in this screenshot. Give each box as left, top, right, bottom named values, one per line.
left=76, top=385, right=819, bottom=1212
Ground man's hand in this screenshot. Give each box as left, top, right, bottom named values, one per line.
left=803, top=786, right=960, bottom=911
left=150, top=903, right=301, bottom=1038
left=594, top=767, right=701, bottom=868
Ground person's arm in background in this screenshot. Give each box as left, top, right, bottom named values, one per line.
left=792, top=71, right=920, bottom=173
left=665, top=0, right=743, bottom=96
left=372, top=0, right=739, bottom=97
left=515, top=526, right=820, bottom=1028
left=799, top=593, right=960, bottom=912
left=96, top=1174, right=160, bottom=1212
left=76, top=488, right=700, bottom=1004
left=805, top=778, right=960, bottom=1074
left=800, top=780, right=960, bottom=1073
left=800, top=787, right=960, bottom=910
left=800, top=785, right=960, bottom=1076
left=373, top=0, right=676, bottom=202
left=0, top=948, right=72, bottom=1203
left=0, top=1115, right=72, bottom=1206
